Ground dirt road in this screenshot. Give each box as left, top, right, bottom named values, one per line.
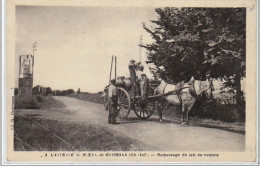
left=23, top=96, right=245, bottom=151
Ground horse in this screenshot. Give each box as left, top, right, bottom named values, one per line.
left=155, top=77, right=214, bottom=125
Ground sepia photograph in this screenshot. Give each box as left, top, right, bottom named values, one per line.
left=3, top=0, right=257, bottom=164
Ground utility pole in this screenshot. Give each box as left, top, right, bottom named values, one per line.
left=33, top=42, right=37, bottom=66
left=115, top=56, right=117, bottom=80
left=109, top=55, right=114, bottom=83
left=32, top=42, right=37, bottom=77
left=139, top=35, right=143, bottom=62
left=32, top=42, right=37, bottom=89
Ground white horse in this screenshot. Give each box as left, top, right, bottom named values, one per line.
left=155, top=77, right=214, bottom=125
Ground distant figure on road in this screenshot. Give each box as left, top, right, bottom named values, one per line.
left=108, top=79, right=118, bottom=124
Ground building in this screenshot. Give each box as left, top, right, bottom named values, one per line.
left=18, top=54, right=34, bottom=98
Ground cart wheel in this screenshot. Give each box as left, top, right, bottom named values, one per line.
left=116, top=87, right=131, bottom=119
left=133, top=98, right=155, bottom=119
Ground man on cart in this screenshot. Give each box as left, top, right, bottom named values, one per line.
left=140, top=73, right=149, bottom=99
left=128, top=59, right=144, bottom=96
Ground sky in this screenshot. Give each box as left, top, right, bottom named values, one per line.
left=15, top=6, right=158, bottom=93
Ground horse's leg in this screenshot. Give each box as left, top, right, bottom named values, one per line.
left=180, top=103, right=186, bottom=124
left=157, top=98, right=164, bottom=122
left=185, top=97, right=196, bottom=126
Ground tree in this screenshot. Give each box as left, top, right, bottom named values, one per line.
left=143, top=8, right=246, bottom=105
left=45, top=87, right=52, bottom=95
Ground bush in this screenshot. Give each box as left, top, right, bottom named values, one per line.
left=190, top=96, right=245, bottom=123
left=15, top=96, right=40, bottom=109
left=55, top=89, right=75, bottom=96
left=36, top=95, right=43, bottom=103
left=68, top=92, right=104, bottom=104
left=45, top=87, right=52, bottom=95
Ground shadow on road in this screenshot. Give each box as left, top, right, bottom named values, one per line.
left=117, top=116, right=181, bottom=125
left=117, top=116, right=245, bottom=134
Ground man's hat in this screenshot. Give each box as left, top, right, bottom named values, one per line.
left=130, top=59, right=136, bottom=63
left=110, top=79, right=116, bottom=83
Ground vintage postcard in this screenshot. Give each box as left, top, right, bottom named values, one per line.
left=3, top=0, right=258, bottom=165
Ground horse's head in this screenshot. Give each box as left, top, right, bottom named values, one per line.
left=190, top=77, right=214, bottom=99
left=198, top=79, right=215, bottom=99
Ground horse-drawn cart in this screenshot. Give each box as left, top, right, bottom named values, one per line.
left=114, top=84, right=190, bottom=120
left=105, top=83, right=189, bottom=120
left=102, top=55, right=158, bottom=120
left=102, top=56, right=214, bottom=124
left=114, top=86, right=156, bottom=119
left=102, top=55, right=186, bottom=120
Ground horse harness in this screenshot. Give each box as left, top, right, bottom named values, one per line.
left=162, top=82, right=183, bottom=105
left=189, top=82, right=198, bottom=97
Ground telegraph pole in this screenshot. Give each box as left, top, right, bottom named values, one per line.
left=33, top=42, right=37, bottom=63
left=115, top=56, right=117, bottom=80
left=139, top=35, right=143, bottom=62
left=32, top=42, right=37, bottom=75
left=32, top=42, right=37, bottom=88
left=109, top=55, right=114, bottom=83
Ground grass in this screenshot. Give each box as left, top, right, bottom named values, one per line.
left=15, top=95, right=65, bottom=110
left=67, top=93, right=104, bottom=104
left=37, top=95, right=65, bottom=109
left=14, top=115, right=150, bottom=151
left=14, top=96, right=40, bottom=109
